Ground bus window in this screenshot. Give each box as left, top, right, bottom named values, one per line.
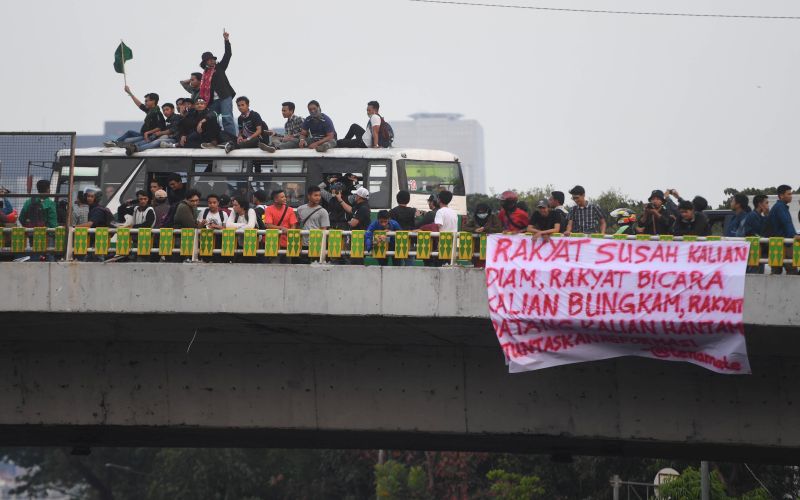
left=215, top=160, right=244, bottom=173
left=191, top=176, right=251, bottom=201
left=399, top=160, right=465, bottom=196
left=100, top=159, right=140, bottom=204
left=367, top=162, right=391, bottom=209
left=252, top=159, right=305, bottom=174
left=118, top=165, right=148, bottom=203
left=256, top=177, right=306, bottom=207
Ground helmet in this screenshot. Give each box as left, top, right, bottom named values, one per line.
left=610, top=208, right=636, bottom=226
left=499, top=190, right=518, bottom=201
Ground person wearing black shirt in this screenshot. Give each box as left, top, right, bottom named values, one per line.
left=200, top=31, right=237, bottom=139
left=340, top=187, right=371, bottom=231
left=528, top=200, right=561, bottom=236
left=672, top=200, right=711, bottom=236
left=389, top=190, right=417, bottom=230
left=105, top=86, right=165, bottom=151
left=224, top=96, right=271, bottom=153
left=177, top=98, right=221, bottom=148
left=637, top=190, right=675, bottom=235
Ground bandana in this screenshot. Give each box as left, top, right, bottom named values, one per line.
left=199, top=67, right=215, bottom=103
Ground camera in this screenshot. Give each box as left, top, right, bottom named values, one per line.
left=645, top=203, right=654, bottom=210
left=330, top=182, right=344, bottom=193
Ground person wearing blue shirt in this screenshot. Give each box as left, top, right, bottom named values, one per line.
left=724, top=194, right=751, bottom=237
left=365, top=210, right=401, bottom=266
left=767, top=185, right=797, bottom=274
left=299, top=100, right=337, bottom=152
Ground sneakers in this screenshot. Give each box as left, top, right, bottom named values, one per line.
left=200, top=142, right=217, bottom=149
left=315, top=142, right=332, bottom=153
left=259, top=143, right=276, bottom=153
left=160, top=140, right=174, bottom=148
left=224, top=141, right=234, bottom=154
left=124, top=144, right=137, bottom=156
left=103, top=140, right=118, bottom=147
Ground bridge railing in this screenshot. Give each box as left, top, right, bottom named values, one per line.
left=1, top=226, right=798, bottom=270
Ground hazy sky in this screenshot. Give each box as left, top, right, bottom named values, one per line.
left=3, top=0, right=800, bottom=204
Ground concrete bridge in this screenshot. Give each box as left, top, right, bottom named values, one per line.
left=1, top=262, right=799, bottom=462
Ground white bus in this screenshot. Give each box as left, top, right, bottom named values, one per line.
left=54, top=147, right=467, bottom=216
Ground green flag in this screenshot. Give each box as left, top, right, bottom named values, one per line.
left=114, top=41, right=132, bottom=74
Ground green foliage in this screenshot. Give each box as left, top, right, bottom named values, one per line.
left=375, top=460, right=429, bottom=499
left=718, top=186, right=779, bottom=209
left=487, top=469, right=545, bottom=499
left=657, top=466, right=729, bottom=499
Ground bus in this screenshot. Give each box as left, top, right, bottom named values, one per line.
left=53, top=147, right=467, bottom=216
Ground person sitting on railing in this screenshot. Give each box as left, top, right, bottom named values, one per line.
left=767, top=185, right=797, bottom=275
left=498, top=191, right=529, bottom=234
left=564, top=185, right=607, bottom=236
left=636, top=190, right=674, bottom=235
left=173, top=190, right=202, bottom=229
left=365, top=210, right=402, bottom=266
left=527, top=200, right=561, bottom=238
left=672, top=200, right=710, bottom=237
left=724, top=194, right=757, bottom=238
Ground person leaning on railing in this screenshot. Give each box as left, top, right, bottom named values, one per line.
left=636, top=190, right=674, bottom=235
left=767, top=184, right=798, bottom=275
left=672, top=200, right=711, bottom=236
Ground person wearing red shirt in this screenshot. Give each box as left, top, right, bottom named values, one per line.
left=264, top=189, right=298, bottom=252
left=497, top=190, right=529, bottom=233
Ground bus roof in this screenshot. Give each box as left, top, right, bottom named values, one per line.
left=57, top=147, right=460, bottom=163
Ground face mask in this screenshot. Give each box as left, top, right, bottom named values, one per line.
left=476, top=213, right=488, bottom=220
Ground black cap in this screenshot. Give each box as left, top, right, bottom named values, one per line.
left=200, top=51, right=216, bottom=69
left=649, top=189, right=665, bottom=201
left=568, top=185, right=585, bottom=196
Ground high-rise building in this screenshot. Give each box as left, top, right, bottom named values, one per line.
left=389, top=113, right=485, bottom=194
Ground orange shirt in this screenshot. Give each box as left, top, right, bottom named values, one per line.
left=264, top=204, right=298, bottom=248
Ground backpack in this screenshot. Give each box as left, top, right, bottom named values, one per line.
left=22, top=198, right=46, bottom=227
left=253, top=206, right=267, bottom=230
left=377, top=115, right=394, bottom=148
left=202, top=208, right=226, bottom=225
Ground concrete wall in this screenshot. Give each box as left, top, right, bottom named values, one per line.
left=1, top=263, right=799, bottom=326
left=2, top=263, right=800, bottom=460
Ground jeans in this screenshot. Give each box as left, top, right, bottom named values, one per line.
left=137, top=136, right=175, bottom=150
left=270, top=136, right=300, bottom=150
left=210, top=96, right=237, bottom=138
left=116, top=130, right=144, bottom=143
left=228, top=134, right=269, bottom=150
left=337, top=123, right=367, bottom=148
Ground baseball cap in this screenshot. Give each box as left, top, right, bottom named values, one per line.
left=536, top=199, right=548, bottom=208
left=353, top=187, right=370, bottom=200
left=154, top=189, right=168, bottom=199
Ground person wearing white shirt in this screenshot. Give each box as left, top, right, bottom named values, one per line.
left=226, top=195, right=257, bottom=230
left=434, top=190, right=458, bottom=233
left=197, top=194, right=228, bottom=229
left=336, top=101, right=385, bottom=149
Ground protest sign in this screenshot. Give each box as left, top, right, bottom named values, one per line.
left=486, top=235, right=751, bottom=374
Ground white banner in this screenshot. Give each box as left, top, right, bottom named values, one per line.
left=486, top=235, right=751, bottom=374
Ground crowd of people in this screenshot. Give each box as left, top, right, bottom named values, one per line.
left=103, top=31, right=394, bottom=156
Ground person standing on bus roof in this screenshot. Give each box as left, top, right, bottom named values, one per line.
left=298, top=100, right=337, bottom=153
left=180, top=72, right=202, bottom=102
left=337, top=101, right=388, bottom=149
left=104, top=87, right=165, bottom=150
left=199, top=30, right=237, bottom=140
left=261, top=102, right=304, bottom=152
left=224, top=97, right=270, bottom=153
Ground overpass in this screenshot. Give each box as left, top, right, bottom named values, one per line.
left=1, top=262, right=799, bottom=462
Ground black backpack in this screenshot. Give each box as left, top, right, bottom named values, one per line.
left=22, top=198, right=46, bottom=227
left=377, top=115, right=394, bottom=148
left=253, top=206, right=267, bottom=230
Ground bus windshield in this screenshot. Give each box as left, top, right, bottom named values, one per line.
left=399, top=161, right=465, bottom=196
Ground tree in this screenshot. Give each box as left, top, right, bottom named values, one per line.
left=657, top=466, right=771, bottom=500
left=374, top=460, right=428, bottom=499
left=486, top=469, right=545, bottom=499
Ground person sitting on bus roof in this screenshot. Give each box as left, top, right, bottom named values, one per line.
left=131, top=103, right=182, bottom=153
left=180, top=72, right=202, bottom=102
left=261, top=102, right=304, bottom=153
left=365, top=210, right=402, bottom=266
left=337, top=101, right=389, bottom=149
left=199, top=30, right=237, bottom=139
left=224, top=97, right=271, bottom=153
left=173, top=98, right=221, bottom=149
left=297, top=100, right=337, bottom=153
left=175, top=98, right=187, bottom=116
left=104, top=86, right=165, bottom=149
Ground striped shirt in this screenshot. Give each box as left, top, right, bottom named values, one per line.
left=568, top=203, right=605, bottom=234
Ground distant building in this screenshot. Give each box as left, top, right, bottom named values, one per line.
left=390, top=113, right=485, bottom=194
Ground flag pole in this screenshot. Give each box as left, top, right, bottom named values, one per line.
left=120, top=39, right=127, bottom=86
